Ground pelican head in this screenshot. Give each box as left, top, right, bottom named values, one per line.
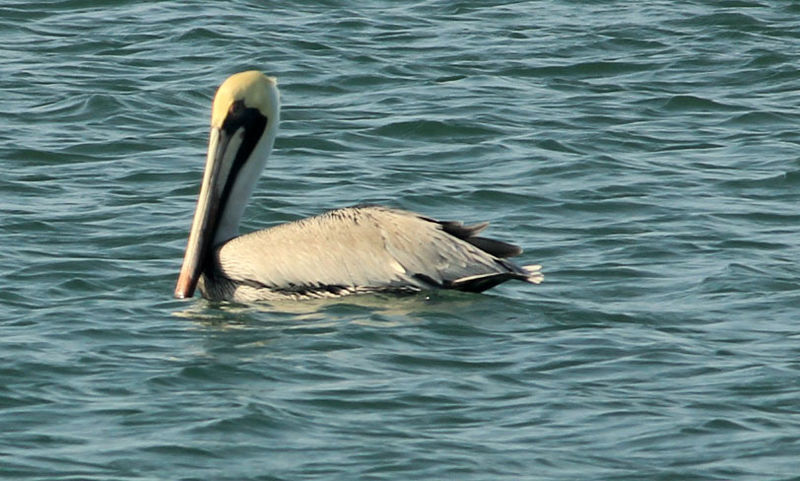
left=175, top=71, right=280, bottom=299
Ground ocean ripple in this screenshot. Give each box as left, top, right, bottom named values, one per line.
left=2, top=1, right=800, bottom=480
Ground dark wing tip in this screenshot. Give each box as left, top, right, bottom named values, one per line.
left=419, top=214, right=525, bottom=258
left=436, top=220, right=489, bottom=239
left=432, top=219, right=522, bottom=258
left=465, top=236, right=523, bottom=258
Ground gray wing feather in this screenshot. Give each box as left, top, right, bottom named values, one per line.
left=213, top=205, right=535, bottom=300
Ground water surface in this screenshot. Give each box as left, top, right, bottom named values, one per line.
left=2, top=1, right=800, bottom=479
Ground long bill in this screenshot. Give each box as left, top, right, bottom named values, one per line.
left=174, top=127, right=233, bottom=298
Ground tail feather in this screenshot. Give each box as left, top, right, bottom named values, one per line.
left=522, top=264, right=543, bottom=284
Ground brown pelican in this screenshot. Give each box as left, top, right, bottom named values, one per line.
left=175, top=71, right=543, bottom=302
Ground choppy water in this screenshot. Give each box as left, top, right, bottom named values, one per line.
left=2, top=1, right=800, bottom=479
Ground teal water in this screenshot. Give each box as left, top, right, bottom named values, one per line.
left=3, top=1, right=800, bottom=479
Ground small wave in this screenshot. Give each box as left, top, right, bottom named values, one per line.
left=662, top=95, right=743, bottom=112
left=370, top=119, right=500, bottom=140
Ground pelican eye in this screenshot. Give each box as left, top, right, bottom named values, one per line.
left=229, top=100, right=245, bottom=116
